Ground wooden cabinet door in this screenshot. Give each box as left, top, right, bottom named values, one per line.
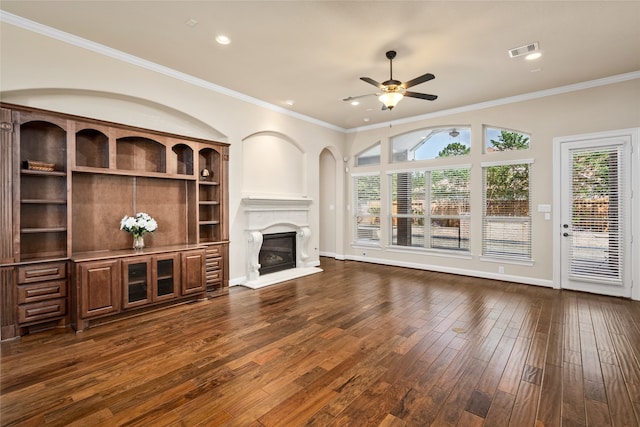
left=181, top=249, right=206, bottom=296
left=78, top=260, right=120, bottom=319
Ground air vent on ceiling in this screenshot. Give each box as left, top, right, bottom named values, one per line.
left=508, top=42, right=539, bottom=58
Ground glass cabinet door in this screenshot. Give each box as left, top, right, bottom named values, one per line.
left=122, top=258, right=151, bottom=308
left=153, top=254, right=179, bottom=302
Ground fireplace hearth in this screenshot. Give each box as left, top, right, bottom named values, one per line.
left=259, top=232, right=296, bottom=275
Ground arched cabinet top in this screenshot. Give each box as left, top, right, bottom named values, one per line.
left=3, top=103, right=228, bottom=180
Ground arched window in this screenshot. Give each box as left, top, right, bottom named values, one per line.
left=391, top=126, right=470, bottom=163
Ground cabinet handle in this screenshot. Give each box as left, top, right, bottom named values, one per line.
left=27, top=304, right=60, bottom=316
left=26, top=267, right=60, bottom=278
left=26, top=286, right=60, bottom=298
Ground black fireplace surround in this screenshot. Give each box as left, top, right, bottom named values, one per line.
left=258, top=232, right=297, bottom=275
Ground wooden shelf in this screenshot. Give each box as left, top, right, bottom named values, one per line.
left=19, top=251, right=68, bottom=262
left=21, top=199, right=67, bottom=205
left=21, top=169, right=66, bottom=177
left=72, top=166, right=197, bottom=181
left=21, top=227, right=67, bottom=233
left=198, top=181, right=219, bottom=186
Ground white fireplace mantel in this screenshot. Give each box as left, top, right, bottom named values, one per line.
left=241, top=195, right=321, bottom=289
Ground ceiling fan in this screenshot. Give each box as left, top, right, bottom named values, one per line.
left=344, top=50, right=437, bottom=110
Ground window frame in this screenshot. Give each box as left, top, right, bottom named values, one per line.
left=355, top=142, right=381, bottom=166
left=390, top=126, right=471, bottom=163
left=484, top=126, right=531, bottom=153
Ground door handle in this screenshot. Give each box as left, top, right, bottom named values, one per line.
left=563, top=232, right=570, bottom=237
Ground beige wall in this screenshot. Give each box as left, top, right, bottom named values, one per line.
left=2, top=21, right=638, bottom=293
left=0, top=23, right=346, bottom=283
left=344, top=80, right=640, bottom=288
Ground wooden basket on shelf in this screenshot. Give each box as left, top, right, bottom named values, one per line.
left=24, top=160, right=55, bottom=172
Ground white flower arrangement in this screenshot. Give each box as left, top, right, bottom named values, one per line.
left=120, top=212, right=158, bottom=238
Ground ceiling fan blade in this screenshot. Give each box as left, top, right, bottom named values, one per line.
left=342, top=93, right=376, bottom=102
left=402, top=73, right=435, bottom=89
left=404, top=91, right=438, bottom=101
left=360, top=77, right=384, bottom=89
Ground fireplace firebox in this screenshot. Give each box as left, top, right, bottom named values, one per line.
left=259, top=232, right=297, bottom=275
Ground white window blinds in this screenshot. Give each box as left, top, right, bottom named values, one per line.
left=569, top=145, right=625, bottom=282
left=431, top=168, right=471, bottom=251
left=482, top=161, right=532, bottom=260
left=353, top=174, right=381, bottom=244
left=390, top=167, right=470, bottom=251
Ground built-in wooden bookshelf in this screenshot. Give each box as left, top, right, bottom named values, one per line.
left=0, top=103, right=229, bottom=340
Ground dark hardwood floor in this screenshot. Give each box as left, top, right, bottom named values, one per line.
left=2, top=258, right=639, bottom=426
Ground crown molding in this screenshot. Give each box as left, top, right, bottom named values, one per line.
left=0, top=11, right=346, bottom=133
left=347, top=71, right=640, bottom=133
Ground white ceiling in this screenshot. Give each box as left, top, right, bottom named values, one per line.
left=2, top=1, right=639, bottom=130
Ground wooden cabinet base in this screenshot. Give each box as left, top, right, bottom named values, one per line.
left=72, top=245, right=210, bottom=332
left=75, top=295, right=204, bottom=332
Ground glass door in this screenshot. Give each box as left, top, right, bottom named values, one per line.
left=122, top=258, right=151, bottom=308
left=153, top=254, right=179, bottom=302
left=559, top=136, right=632, bottom=297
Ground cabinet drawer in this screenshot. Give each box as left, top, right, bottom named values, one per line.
left=18, top=279, right=67, bottom=304
left=18, top=262, right=67, bottom=284
left=19, top=298, right=66, bottom=324
left=206, top=270, right=221, bottom=282
left=206, top=257, right=222, bottom=270
left=206, top=246, right=223, bottom=257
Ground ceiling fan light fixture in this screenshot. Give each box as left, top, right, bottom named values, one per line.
left=379, top=91, right=404, bottom=110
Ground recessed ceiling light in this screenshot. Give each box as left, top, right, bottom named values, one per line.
left=285, top=100, right=295, bottom=106
left=363, top=118, right=370, bottom=122
left=215, top=35, right=231, bottom=45
left=351, top=101, right=360, bottom=106
left=525, top=52, right=542, bottom=61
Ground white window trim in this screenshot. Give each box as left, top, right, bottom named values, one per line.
left=481, top=158, right=534, bottom=167
left=388, top=245, right=474, bottom=260
left=387, top=164, right=472, bottom=175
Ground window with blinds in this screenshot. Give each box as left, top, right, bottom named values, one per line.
left=569, top=146, right=625, bottom=282
left=390, top=167, right=470, bottom=251
left=353, top=174, right=381, bottom=244
left=482, top=161, right=532, bottom=260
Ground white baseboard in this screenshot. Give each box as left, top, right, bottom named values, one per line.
left=344, top=255, right=555, bottom=288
